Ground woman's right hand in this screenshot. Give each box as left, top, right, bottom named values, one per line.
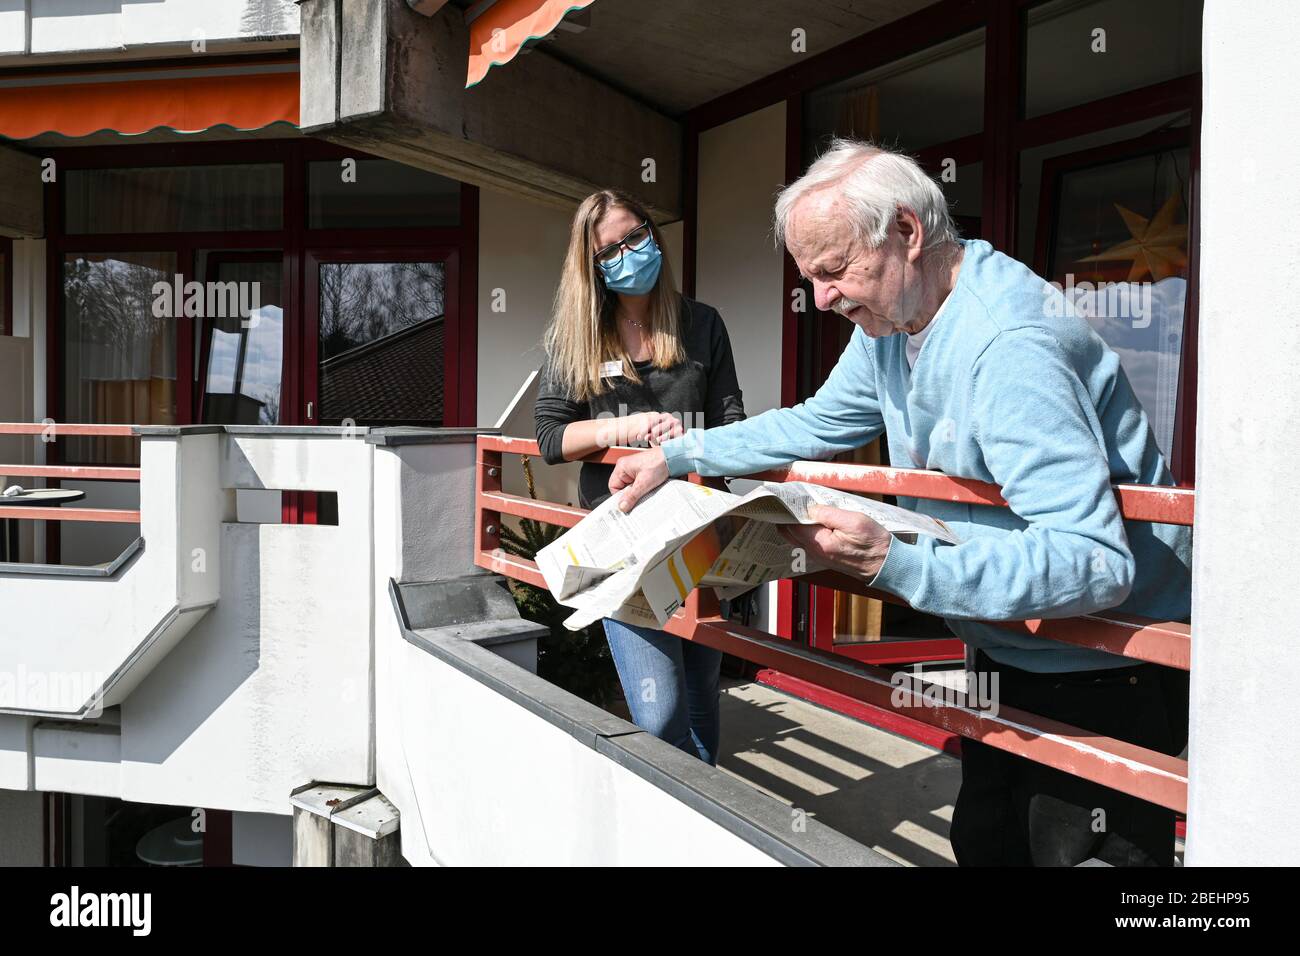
left=628, top=411, right=684, bottom=447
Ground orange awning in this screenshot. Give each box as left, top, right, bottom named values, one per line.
left=467, top=0, right=599, bottom=88
left=0, top=64, right=299, bottom=140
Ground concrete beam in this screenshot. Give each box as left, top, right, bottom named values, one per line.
left=0, top=144, right=42, bottom=238
left=299, top=0, right=682, bottom=220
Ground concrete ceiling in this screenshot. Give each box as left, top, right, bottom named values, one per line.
left=455, top=0, right=936, bottom=116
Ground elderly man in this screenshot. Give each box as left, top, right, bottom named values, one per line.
left=609, top=139, right=1192, bottom=867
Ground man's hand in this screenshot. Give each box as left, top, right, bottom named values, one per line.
left=778, top=504, right=893, bottom=580
left=608, top=447, right=670, bottom=512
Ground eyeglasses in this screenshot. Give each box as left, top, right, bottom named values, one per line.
left=594, top=221, right=653, bottom=265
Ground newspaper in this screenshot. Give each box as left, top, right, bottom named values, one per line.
left=535, top=479, right=960, bottom=631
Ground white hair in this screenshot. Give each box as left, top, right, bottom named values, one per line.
left=774, top=138, right=958, bottom=254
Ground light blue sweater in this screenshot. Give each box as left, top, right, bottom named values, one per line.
left=661, top=239, right=1192, bottom=672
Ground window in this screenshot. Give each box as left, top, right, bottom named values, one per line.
left=61, top=251, right=177, bottom=464
left=317, top=260, right=447, bottom=425
left=307, top=159, right=460, bottom=229
left=64, top=164, right=283, bottom=234
left=1024, top=0, right=1203, bottom=118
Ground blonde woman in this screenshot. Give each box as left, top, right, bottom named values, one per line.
left=534, top=189, right=745, bottom=765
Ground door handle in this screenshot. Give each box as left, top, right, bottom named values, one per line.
left=306, top=401, right=314, bottom=421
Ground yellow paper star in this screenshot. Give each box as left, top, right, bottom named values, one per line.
left=1078, top=191, right=1188, bottom=281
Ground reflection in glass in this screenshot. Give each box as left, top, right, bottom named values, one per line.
left=318, top=261, right=446, bottom=425
left=1044, top=146, right=1192, bottom=459
left=201, top=259, right=284, bottom=425
left=63, top=252, right=177, bottom=463
left=804, top=29, right=985, bottom=159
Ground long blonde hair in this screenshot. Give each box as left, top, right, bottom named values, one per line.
left=544, top=189, right=684, bottom=401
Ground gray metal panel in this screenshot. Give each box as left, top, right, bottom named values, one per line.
left=333, top=792, right=400, bottom=839
left=340, top=0, right=387, bottom=121
left=299, top=0, right=341, bottom=132
left=366, top=426, right=500, bottom=446
left=131, top=425, right=225, bottom=436
left=396, top=574, right=532, bottom=630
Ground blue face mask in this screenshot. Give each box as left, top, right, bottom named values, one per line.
left=598, top=234, right=663, bottom=296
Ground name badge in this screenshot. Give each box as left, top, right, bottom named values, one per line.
left=599, top=360, right=624, bottom=378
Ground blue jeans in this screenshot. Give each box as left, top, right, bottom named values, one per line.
left=601, top=619, right=723, bottom=766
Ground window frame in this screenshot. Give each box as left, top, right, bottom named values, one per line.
left=1, top=236, right=12, bottom=337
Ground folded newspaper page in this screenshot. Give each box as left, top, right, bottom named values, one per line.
left=535, top=479, right=960, bottom=631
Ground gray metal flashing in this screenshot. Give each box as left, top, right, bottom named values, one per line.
left=133, top=424, right=371, bottom=437
left=132, top=425, right=226, bottom=436
left=366, top=426, right=501, bottom=446
left=332, top=792, right=400, bottom=839
left=0, top=536, right=143, bottom=578
left=290, top=782, right=379, bottom=817
left=221, top=425, right=367, bottom=437
left=129, top=424, right=503, bottom=443
left=388, top=578, right=896, bottom=867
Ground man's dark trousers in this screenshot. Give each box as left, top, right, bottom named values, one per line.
left=950, top=649, right=1189, bottom=867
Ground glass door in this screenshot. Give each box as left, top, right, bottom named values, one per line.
left=196, top=251, right=286, bottom=425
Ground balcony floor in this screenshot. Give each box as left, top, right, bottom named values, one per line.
left=717, top=679, right=961, bottom=866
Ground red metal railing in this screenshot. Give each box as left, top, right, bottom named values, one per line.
left=474, top=435, right=1194, bottom=814
left=0, top=424, right=143, bottom=527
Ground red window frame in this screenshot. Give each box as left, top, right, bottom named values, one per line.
left=0, top=236, right=12, bottom=337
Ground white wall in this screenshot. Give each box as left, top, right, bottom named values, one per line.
left=1186, top=0, right=1300, bottom=865
left=695, top=102, right=788, bottom=417
left=388, top=635, right=782, bottom=866
left=475, top=187, right=572, bottom=429
left=1, top=0, right=299, bottom=58
left=119, top=433, right=374, bottom=813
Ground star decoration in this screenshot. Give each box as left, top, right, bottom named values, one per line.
left=1078, top=191, right=1188, bottom=281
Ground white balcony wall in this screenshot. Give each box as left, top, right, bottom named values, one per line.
left=0, top=432, right=223, bottom=720
left=119, top=431, right=375, bottom=813
left=1, top=0, right=299, bottom=59
left=1187, top=0, right=1300, bottom=867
